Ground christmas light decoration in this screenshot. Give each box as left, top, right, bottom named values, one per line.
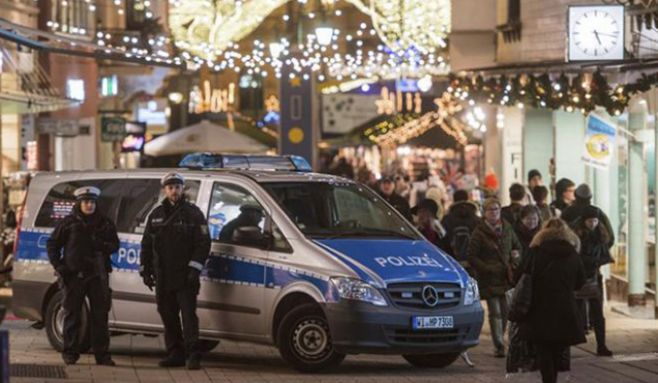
left=348, top=0, right=451, bottom=53
left=365, top=93, right=468, bottom=147
left=447, top=70, right=658, bottom=116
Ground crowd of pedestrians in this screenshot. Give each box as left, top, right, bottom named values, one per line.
left=374, top=168, right=615, bottom=383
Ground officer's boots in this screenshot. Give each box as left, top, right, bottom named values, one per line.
left=159, top=354, right=186, bottom=368
left=186, top=353, right=201, bottom=370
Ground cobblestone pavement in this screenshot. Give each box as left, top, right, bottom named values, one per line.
left=1, top=304, right=657, bottom=383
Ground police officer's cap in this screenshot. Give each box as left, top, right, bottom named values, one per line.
left=161, top=172, right=185, bottom=187
left=74, top=186, right=101, bottom=201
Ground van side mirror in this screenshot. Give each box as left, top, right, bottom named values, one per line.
left=232, top=226, right=267, bottom=248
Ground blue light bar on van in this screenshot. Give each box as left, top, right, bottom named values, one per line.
left=178, top=153, right=312, bottom=172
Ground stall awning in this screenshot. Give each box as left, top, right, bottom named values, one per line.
left=0, top=46, right=78, bottom=114
left=144, top=120, right=269, bottom=157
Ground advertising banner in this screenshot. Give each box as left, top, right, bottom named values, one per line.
left=583, top=114, right=617, bottom=169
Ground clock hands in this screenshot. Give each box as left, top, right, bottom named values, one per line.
left=593, top=30, right=602, bottom=45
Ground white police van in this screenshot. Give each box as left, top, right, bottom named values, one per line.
left=12, top=154, right=483, bottom=372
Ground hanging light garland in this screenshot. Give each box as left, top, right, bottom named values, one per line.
left=447, top=71, right=658, bottom=116
left=347, top=0, right=450, bottom=54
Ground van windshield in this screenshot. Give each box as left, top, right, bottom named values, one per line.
left=263, top=182, right=419, bottom=240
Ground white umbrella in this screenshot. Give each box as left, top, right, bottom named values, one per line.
left=144, top=120, right=269, bottom=156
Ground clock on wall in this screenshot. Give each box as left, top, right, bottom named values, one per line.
left=568, top=5, right=625, bottom=61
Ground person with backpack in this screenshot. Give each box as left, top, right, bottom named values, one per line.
left=440, top=189, right=479, bottom=271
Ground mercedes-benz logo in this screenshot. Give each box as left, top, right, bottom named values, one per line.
left=421, top=285, right=440, bottom=307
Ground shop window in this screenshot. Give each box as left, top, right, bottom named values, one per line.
left=238, top=75, right=264, bottom=118
left=126, top=0, right=147, bottom=30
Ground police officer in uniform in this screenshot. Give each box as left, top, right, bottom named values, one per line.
left=140, top=172, right=211, bottom=370
left=47, top=186, right=119, bottom=366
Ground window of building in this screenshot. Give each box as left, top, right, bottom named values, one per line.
left=497, top=0, right=522, bottom=43
left=66, top=79, right=85, bottom=101
left=101, top=75, right=118, bottom=97
left=50, top=0, right=94, bottom=36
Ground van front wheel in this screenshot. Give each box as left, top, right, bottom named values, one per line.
left=403, top=352, right=460, bottom=368
left=45, top=290, right=91, bottom=353
left=276, top=303, right=345, bottom=373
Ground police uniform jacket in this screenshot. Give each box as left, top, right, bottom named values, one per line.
left=140, top=199, right=211, bottom=290
left=47, top=207, right=120, bottom=275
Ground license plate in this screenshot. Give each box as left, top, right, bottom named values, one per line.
left=412, top=316, right=454, bottom=330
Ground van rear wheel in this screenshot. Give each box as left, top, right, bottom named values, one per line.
left=403, top=352, right=460, bottom=368
left=276, top=303, right=345, bottom=373
left=45, top=290, right=91, bottom=353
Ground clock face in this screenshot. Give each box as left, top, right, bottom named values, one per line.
left=568, top=6, right=625, bottom=61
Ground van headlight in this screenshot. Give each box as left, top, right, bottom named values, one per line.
left=330, top=277, right=388, bottom=306
left=464, top=277, right=480, bottom=305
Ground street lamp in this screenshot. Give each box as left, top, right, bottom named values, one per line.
left=315, top=26, right=334, bottom=46
left=269, top=41, right=285, bottom=58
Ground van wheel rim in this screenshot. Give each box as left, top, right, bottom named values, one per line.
left=292, top=319, right=330, bottom=360
left=54, top=305, right=65, bottom=343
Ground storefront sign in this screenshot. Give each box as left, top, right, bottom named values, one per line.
left=37, top=118, right=79, bottom=136
left=101, top=116, right=127, bottom=142
left=583, top=114, right=616, bottom=169
left=189, top=80, right=235, bottom=114
left=121, top=134, right=145, bottom=152
left=322, top=93, right=379, bottom=134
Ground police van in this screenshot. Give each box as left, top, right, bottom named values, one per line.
left=12, top=154, right=483, bottom=372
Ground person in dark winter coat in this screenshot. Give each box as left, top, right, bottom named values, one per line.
left=502, top=183, right=526, bottom=225
left=514, top=205, right=541, bottom=259
left=525, top=169, right=543, bottom=205
left=378, top=175, right=412, bottom=221
left=520, top=218, right=586, bottom=383
left=562, top=184, right=615, bottom=248
left=467, top=198, right=522, bottom=357
left=440, top=189, right=479, bottom=265
left=47, top=186, right=119, bottom=366
left=550, top=178, right=576, bottom=218
left=573, top=206, right=614, bottom=357
left=532, top=186, right=554, bottom=222
left=411, top=199, right=446, bottom=247
left=140, top=172, right=211, bottom=370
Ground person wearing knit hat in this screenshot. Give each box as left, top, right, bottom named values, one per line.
left=573, top=203, right=615, bottom=357
left=467, top=197, right=522, bottom=358
left=561, top=183, right=615, bottom=250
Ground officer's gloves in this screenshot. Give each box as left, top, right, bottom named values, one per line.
left=187, top=268, right=201, bottom=290
left=140, top=269, right=155, bottom=291
left=55, top=265, right=71, bottom=280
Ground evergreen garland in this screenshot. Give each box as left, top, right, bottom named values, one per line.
left=448, top=70, right=658, bottom=116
